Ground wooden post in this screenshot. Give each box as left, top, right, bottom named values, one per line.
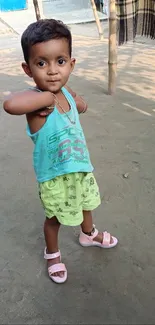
left=108, top=0, right=117, bottom=95
left=33, top=0, right=41, bottom=20
left=90, top=0, right=104, bottom=40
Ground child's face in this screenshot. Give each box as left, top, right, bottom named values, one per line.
left=22, top=38, right=75, bottom=93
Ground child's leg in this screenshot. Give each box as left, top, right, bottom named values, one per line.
left=44, top=216, right=64, bottom=277
left=81, top=210, right=114, bottom=243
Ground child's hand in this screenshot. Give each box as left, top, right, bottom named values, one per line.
left=36, top=107, right=54, bottom=116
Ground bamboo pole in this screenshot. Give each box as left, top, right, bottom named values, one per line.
left=33, top=0, right=41, bottom=20
left=108, top=0, right=117, bottom=95
left=0, top=16, right=18, bottom=35
left=90, top=0, right=104, bottom=40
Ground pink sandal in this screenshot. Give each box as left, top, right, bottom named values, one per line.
left=44, top=248, right=67, bottom=284
left=79, top=225, right=118, bottom=248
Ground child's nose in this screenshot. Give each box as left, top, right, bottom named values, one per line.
left=47, top=63, right=58, bottom=75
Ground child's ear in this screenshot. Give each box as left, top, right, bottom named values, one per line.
left=22, top=62, right=32, bottom=78
left=70, top=58, right=76, bottom=72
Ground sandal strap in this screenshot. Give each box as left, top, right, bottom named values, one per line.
left=44, top=248, right=60, bottom=260
left=82, top=225, right=99, bottom=239
left=89, top=225, right=99, bottom=239
left=102, top=231, right=111, bottom=246
left=48, top=263, right=66, bottom=275
left=90, top=228, right=99, bottom=239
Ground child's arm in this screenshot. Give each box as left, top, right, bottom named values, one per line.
left=65, top=85, right=88, bottom=114
left=3, top=90, right=55, bottom=115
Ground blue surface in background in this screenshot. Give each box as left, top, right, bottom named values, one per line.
left=0, top=0, right=27, bottom=11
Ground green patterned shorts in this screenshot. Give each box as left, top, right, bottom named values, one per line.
left=39, top=172, right=101, bottom=226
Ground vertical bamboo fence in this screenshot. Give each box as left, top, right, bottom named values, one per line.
left=90, top=0, right=104, bottom=40
left=33, top=0, right=41, bottom=20
left=108, top=0, right=117, bottom=94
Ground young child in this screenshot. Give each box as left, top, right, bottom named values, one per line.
left=4, top=19, right=118, bottom=284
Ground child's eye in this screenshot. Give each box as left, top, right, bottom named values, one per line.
left=37, top=61, right=46, bottom=67
left=58, top=58, right=66, bottom=65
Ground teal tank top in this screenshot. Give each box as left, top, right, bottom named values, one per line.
left=27, top=87, right=94, bottom=183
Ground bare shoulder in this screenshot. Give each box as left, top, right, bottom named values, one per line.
left=64, top=85, right=76, bottom=97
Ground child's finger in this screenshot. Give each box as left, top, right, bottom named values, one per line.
left=37, top=109, right=53, bottom=116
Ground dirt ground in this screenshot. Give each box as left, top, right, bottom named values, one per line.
left=0, top=24, right=155, bottom=324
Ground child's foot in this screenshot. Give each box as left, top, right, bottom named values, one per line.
left=44, top=248, right=67, bottom=283
left=47, top=256, right=64, bottom=278
left=93, top=230, right=114, bottom=244
left=79, top=226, right=118, bottom=248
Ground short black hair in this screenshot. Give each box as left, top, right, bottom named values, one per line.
left=21, top=19, right=72, bottom=63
